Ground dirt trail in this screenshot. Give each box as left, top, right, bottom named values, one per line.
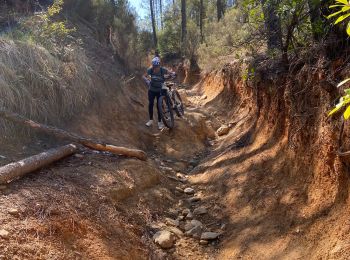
left=1, top=62, right=350, bottom=259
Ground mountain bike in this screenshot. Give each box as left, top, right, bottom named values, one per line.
left=158, top=77, right=185, bottom=129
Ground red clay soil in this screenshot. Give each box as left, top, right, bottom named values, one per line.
left=189, top=59, right=350, bottom=259
left=1, top=55, right=350, bottom=259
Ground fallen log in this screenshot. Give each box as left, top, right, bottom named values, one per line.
left=0, top=144, right=77, bottom=184
left=0, top=110, right=147, bottom=161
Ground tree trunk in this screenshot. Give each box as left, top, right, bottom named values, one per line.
left=261, top=0, right=283, bottom=52
left=217, top=0, right=224, bottom=21
left=0, top=144, right=77, bottom=184
left=181, top=0, right=187, bottom=45
left=282, top=8, right=299, bottom=63
left=0, top=110, right=147, bottom=161
left=307, top=0, right=322, bottom=41
left=173, top=0, right=176, bottom=16
left=200, top=0, right=204, bottom=43
left=150, top=0, right=158, bottom=47
left=160, top=0, right=163, bottom=30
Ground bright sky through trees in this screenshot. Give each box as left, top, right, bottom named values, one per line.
left=129, top=0, right=147, bottom=18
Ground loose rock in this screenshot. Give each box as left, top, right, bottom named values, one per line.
left=201, top=232, right=220, bottom=240
left=185, top=225, right=202, bottom=238
left=168, top=208, right=179, bottom=217
left=188, top=197, right=201, bottom=203
left=178, top=215, right=185, bottom=221
left=217, top=125, right=230, bottom=136
left=175, top=187, right=184, bottom=193
left=166, top=227, right=184, bottom=238
left=182, top=220, right=203, bottom=231
left=153, top=230, right=176, bottom=249
left=184, top=188, right=195, bottom=195
left=186, top=212, right=194, bottom=220
left=184, top=222, right=195, bottom=231
left=160, top=166, right=174, bottom=173
left=165, top=218, right=180, bottom=227
left=0, top=229, right=9, bottom=239
left=8, top=208, right=19, bottom=216
left=182, top=209, right=191, bottom=216
left=199, top=240, right=209, bottom=245
left=176, top=173, right=188, bottom=183
left=193, top=207, right=208, bottom=215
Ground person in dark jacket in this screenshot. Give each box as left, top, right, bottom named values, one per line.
left=143, top=57, right=173, bottom=130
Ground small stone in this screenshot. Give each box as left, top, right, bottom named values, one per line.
left=184, top=188, right=195, bottom=195
left=193, top=207, right=208, bottom=215
left=217, top=125, right=230, bottom=136
left=0, top=229, right=9, bottom=239
left=168, top=208, right=179, bottom=217
left=176, top=173, right=188, bottom=183
left=182, top=209, right=191, bottom=216
left=74, top=154, right=84, bottom=158
left=200, top=232, right=220, bottom=240
left=176, top=187, right=184, bottom=193
left=178, top=200, right=185, bottom=207
left=184, top=222, right=195, bottom=231
left=188, top=197, right=201, bottom=203
left=178, top=215, right=185, bottom=221
left=160, top=166, right=174, bottom=174
left=199, top=240, right=209, bottom=245
left=153, top=230, right=176, bottom=249
left=191, top=220, right=203, bottom=228
left=8, top=208, right=19, bottom=216
left=150, top=222, right=167, bottom=230
left=185, top=225, right=202, bottom=238
left=220, top=224, right=226, bottom=230
left=186, top=212, right=194, bottom=220
left=166, top=227, right=184, bottom=238
left=165, top=218, right=180, bottom=227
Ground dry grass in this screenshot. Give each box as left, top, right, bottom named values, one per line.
left=0, top=38, right=95, bottom=136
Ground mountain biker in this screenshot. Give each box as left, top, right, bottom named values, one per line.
left=143, top=57, right=174, bottom=130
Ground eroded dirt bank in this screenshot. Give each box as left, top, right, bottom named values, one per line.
left=189, top=57, right=350, bottom=259
left=1, top=52, right=350, bottom=259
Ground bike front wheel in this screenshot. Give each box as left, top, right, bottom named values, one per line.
left=158, top=95, right=174, bottom=129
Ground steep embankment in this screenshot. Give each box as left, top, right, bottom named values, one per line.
left=188, top=56, right=350, bottom=259
left=0, top=31, right=218, bottom=259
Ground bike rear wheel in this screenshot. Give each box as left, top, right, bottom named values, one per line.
left=172, top=90, right=185, bottom=117
left=158, top=95, right=174, bottom=129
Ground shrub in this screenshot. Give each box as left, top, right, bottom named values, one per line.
left=198, top=8, right=259, bottom=71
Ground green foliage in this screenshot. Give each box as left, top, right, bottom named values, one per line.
left=184, top=20, right=201, bottom=58
left=158, top=18, right=181, bottom=57
left=328, top=79, right=350, bottom=120
left=198, top=8, right=254, bottom=70
left=38, top=0, right=75, bottom=44
left=327, top=1, right=350, bottom=120
left=327, top=0, right=350, bottom=36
